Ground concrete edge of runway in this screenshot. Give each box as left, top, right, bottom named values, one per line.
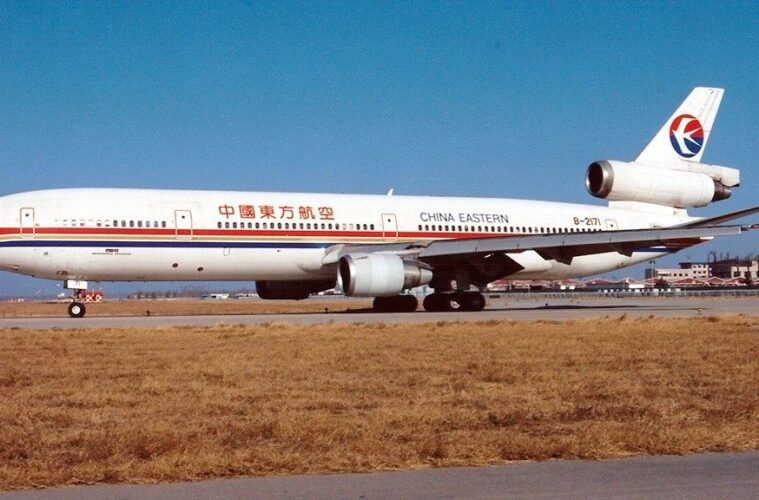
left=2, top=451, right=758, bottom=500
left=1, top=296, right=758, bottom=329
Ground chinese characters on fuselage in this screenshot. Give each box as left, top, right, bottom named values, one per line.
left=219, top=204, right=335, bottom=221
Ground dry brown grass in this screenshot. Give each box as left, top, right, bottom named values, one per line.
left=0, top=298, right=373, bottom=317
left=1, top=316, right=758, bottom=490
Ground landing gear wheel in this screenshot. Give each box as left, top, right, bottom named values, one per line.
left=372, top=295, right=419, bottom=313
left=68, top=302, right=86, bottom=318
left=460, top=292, right=486, bottom=312
left=398, top=295, right=419, bottom=312
left=423, top=293, right=452, bottom=312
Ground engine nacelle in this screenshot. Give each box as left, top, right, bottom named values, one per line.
left=339, top=254, right=433, bottom=297
left=586, top=160, right=732, bottom=208
left=256, top=279, right=336, bottom=300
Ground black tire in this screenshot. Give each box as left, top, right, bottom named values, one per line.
left=423, top=294, right=440, bottom=312
left=461, top=292, right=486, bottom=311
left=448, top=293, right=463, bottom=311
left=399, top=295, right=419, bottom=312
left=374, top=295, right=418, bottom=313
left=68, top=302, right=86, bottom=318
left=372, top=296, right=389, bottom=312
left=423, top=293, right=453, bottom=312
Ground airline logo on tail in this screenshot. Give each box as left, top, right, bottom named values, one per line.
left=669, top=114, right=704, bottom=158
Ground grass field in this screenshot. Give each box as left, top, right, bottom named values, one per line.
left=1, top=316, right=758, bottom=490
left=0, top=298, right=373, bottom=317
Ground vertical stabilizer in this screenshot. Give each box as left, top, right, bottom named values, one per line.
left=636, top=87, right=723, bottom=166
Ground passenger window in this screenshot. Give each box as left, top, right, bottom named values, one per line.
left=217, top=222, right=222, bottom=228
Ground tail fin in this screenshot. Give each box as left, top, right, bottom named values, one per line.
left=636, top=87, right=723, bottom=166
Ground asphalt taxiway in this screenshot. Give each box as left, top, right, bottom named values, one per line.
left=3, top=451, right=757, bottom=499
left=0, top=296, right=757, bottom=329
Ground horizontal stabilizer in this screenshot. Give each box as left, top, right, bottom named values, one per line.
left=675, top=205, right=759, bottom=228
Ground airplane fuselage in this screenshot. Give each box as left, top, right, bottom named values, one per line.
left=0, top=188, right=687, bottom=284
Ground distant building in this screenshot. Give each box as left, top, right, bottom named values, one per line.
left=710, top=259, right=758, bottom=281
left=645, top=262, right=710, bottom=281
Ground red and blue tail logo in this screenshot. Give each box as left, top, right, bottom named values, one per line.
left=669, top=114, right=704, bottom=158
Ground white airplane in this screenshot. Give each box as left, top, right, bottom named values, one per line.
left=0, top=87, right=757, bottom=317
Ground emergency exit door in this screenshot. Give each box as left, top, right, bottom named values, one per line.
left=20, top=207, right=35, bottom=239
left=381, top=213, right=398, bottom=242
left=175, top=210, right=193, bottom=239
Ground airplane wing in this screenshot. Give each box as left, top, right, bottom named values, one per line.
left=322, top=204, right=759, bottom=286
left=415, top=225, right=741, bottom=266
left=324, top=225, right=745, bottom=266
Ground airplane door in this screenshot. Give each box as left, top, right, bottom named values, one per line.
left=381, top=213, right=398, bottom=242
left=605, top=219, right=618, bottom=230
left=19, top=207, right=35, bottom=239
left=175, top=210, right=193, bottom=239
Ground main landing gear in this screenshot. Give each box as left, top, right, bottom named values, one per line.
left=423, top=291, right=486, bottom=312
left=372, top=295, right=419, bottom=312
left=369, top=291, right=487, bottom=313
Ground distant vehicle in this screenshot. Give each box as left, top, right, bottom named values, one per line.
left=0, top=88, right=756, bottom=317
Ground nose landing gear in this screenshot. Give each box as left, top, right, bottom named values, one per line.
left=63, top=280, right=103, bottom=318
left=67, top=302, right=86, bottom=318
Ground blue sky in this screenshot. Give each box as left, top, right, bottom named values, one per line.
left=1, top=1, right=758, bottom=296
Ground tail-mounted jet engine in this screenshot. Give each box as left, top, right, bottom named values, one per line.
left=586, top=160, right=738, bottom=208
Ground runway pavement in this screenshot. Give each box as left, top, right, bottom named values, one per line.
left=3, top=451, right=757, bottom=499
left=0, top=296, right=757, bottom=329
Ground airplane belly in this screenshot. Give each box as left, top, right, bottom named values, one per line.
left=2, top=246, right=332, bottom=282
left=0, top=247, right=43, bottom=276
